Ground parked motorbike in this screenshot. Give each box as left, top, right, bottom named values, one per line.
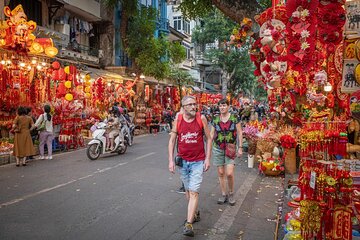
left=86, top=122, right=127, bottom=160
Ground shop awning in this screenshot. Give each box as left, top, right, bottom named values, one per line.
left=191, top=86, right=202, bottom=92
left=88, top=67, right=126, bottom=84
left=205, top=82, right=217, bottom=92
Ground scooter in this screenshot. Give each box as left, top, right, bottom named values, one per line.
left=86, top=122, right=127, bottom=160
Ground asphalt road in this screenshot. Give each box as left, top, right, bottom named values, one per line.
left=0, top=133, right=282, bottom=240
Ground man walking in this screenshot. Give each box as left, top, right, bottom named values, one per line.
left=211, top=99, right=243, bottom=206
left=168, top=96, right=212, bottom=237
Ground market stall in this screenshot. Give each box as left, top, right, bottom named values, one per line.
left=229, top=0, right=360, bottom=238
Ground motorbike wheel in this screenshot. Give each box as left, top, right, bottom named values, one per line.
left=87, top=143, right=101, bottom=160
left=118, top=144, right=127, bottom=154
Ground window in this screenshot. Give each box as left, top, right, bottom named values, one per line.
left=182, top=43, right=191, bottom=59
left=174, top=16, right=182, bottom=31
left=183, top=20, right=190, bottom=34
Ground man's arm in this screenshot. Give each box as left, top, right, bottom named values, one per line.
left=236, top=122, right=243, bottom=156
left=201, top=115, right=212, bottom=172
left=168, top=119, right=177, bottom=174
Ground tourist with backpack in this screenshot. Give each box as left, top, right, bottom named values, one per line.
left=168, top=95, right=212, bottom=237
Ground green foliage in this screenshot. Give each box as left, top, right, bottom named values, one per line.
left=102, top=0, right=138, bottom=16
left=192, top=11, right=267, bottom=100
left=168, top=67, right=194, bottom=86
left=169, top=42, right=186, bottom=64
left=192, top=10, right=237, bottom=45
left=178, top=0, right=213, bottom=20
left=125, top=6, right=186, bottom=80
left=178, top=0, right=271, bottom=21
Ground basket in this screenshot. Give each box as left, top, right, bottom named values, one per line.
left=263, top=169, right=282, bottom=176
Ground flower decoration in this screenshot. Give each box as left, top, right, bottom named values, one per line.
left=286, top=1, right=318, bottom=72
left=318, top=2, right=345, bottom=46
left=260, top=156, right=284, bottom=173
left=280, top=134, right=297, bottom=149
left=229, top=18, right=254, bottom=48
left=242, top=125, right=259, bottom=140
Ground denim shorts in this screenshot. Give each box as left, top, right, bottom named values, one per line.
left=178, top=160, right=204, bottom=193
left=212, top=145, right=236, bottom=166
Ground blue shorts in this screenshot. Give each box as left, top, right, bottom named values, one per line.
left=178, top=160, right=204, bottom=193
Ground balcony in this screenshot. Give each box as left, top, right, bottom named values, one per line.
left=34, top=26, right=69, bottom=49
left=195, top=53, right=212, bottom=66
left=62, top=0, right=101, bottom=21
left=157, top=18, right=169, bottom=34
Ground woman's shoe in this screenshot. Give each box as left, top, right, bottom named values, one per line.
left=16, top=164, right=20, bottom=167
left=22, top=163, right=26, bottom=166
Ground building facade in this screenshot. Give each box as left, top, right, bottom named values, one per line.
left=166, top=0, right=220, bottom=92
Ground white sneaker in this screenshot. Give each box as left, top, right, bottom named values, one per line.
left=44, top=156, right=48, bottom=160
left=48, top=156, right=53, bottom=160
left=38, top=156, right=44, bottom=160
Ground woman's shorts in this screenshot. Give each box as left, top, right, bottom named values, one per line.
left=212, top=145, right=236, bottom=166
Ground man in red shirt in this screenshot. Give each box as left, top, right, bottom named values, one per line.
left=168, top=96, right=212, bottom=237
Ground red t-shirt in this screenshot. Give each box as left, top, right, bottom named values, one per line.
left=177, top=117, right=205, bottom=161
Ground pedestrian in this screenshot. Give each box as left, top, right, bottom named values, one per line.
left=106, top=110, right=120, bottom=151
left=12, top=106, right=35, bottom=166
left=174, top=106, right=186, bottom=194
left=168, top=95, right=212, bottom=237
left=25, top=107, right=37, bottom=160
left=35, top=104, right=54, bottom=160
left=210, top=99, right=243, bottom=206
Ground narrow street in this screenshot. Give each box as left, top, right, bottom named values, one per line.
left=0, top=133, right=282, bottom=240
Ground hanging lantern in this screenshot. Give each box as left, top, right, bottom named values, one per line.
left=58, top=68, right=66, bottom=81
left=64, top=81, right=72, bottom=89
left=51, top=70, right=59, bottom=80
left=45, top=47, right=58, bottom=57
left=51, top=61, right=60, bottom=69
left=85, top=92, right=91, bottom=99
left=85, top=80, right=91, bottom=87
left=84, top=86, right=91, bottom=93
left=85, top=74, right=91, bottom=81
left=65, top=93, right=73, bottom=101
left=69, top=65, right=77, bottom=74
left=64, top=66, right=70, bottom=74
left=29, top=42, right=43, bottom=54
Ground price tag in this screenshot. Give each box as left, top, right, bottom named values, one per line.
left=310, top=171, right=316, bottom=189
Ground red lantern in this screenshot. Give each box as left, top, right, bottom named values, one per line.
left=57, top=82, right=66, bottom=97
left=51, top=70, right=59, bottom=80
left=52, top=61, right=60, bottom=70
left=58, top=68, right=66, bottom=81
left=69, top=65, right=77, bottom=74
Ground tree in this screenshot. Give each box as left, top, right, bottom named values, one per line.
left=102, top=0, right=138, bottom=50
left=168, top=67, right=195, bottom=100
left=178, top=0, right=267, bottom=24
left=192, top=10, right=267, bottom=100
left=122, top=5, right=186, bottom=79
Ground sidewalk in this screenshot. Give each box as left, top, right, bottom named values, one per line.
left=225, top=158, right=284, bottom=240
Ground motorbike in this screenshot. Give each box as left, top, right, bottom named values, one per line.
left=86, top=122, right=128, bottom=160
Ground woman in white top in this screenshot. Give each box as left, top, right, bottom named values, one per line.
left=35, top=105, right=54, bottom=159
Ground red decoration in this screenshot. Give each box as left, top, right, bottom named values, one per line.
left=52, top=61, right=60, bottom=69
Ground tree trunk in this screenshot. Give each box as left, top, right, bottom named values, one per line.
left=212, top=0, right=262, bottom=24
left=178, top=83, right=183, bottom=101
left=221, top=68, right=236, bottom=98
